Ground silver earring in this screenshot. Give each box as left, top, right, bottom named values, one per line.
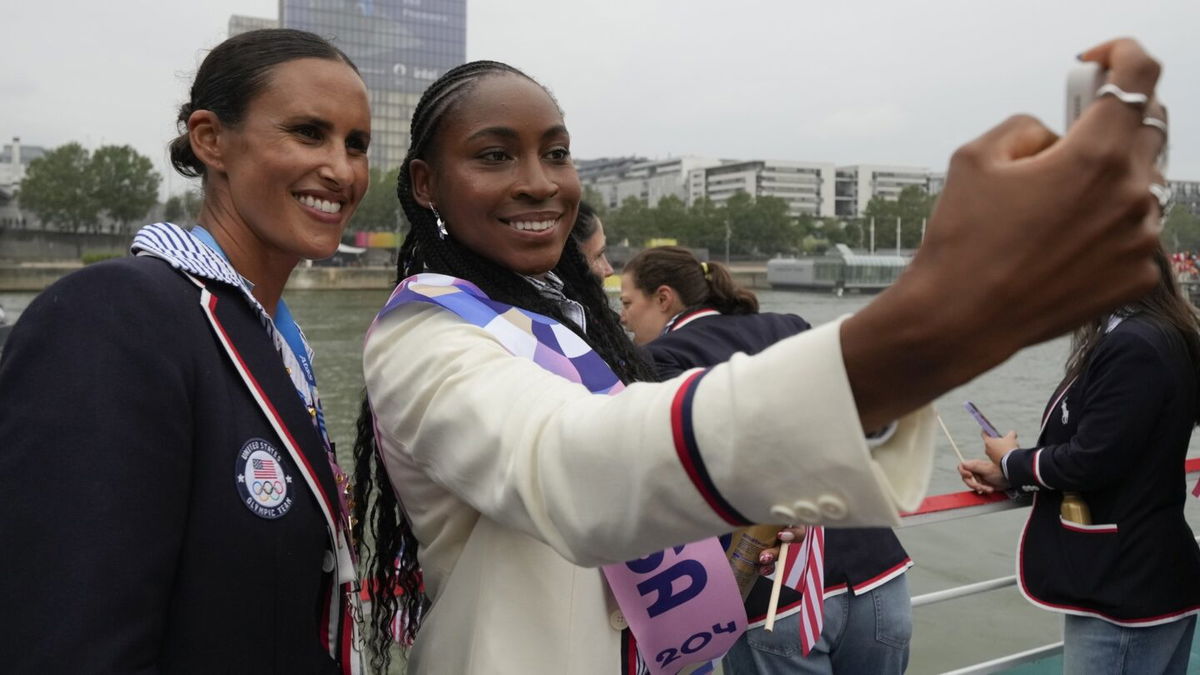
left=431, top=205, right=448, bottom=240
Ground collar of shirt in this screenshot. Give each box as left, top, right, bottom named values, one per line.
left=523, top=271, right=587, bottom=333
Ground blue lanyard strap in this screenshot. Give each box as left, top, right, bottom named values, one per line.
left=190, top=227, right=332, bottom=447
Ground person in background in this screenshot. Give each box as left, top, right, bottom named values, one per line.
left=572, top=200, right=614, bottom=280
left=622, top=246, right=914, bottom=674
left=0, top=29, right=369, bottom=673
left=352, top=36, right=1168, bottom=675
left=960, top=240, right=1200, bottom=674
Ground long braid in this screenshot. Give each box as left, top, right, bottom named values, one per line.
left=352, top=61, right=655, bottom=671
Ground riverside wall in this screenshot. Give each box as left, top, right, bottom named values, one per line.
left=0, top=263, right=770, bottom=292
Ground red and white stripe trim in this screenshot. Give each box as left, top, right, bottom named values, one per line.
left=1057, top=517, right=1118, bottom=533
left=1032, top=448, right=1052, bottom=489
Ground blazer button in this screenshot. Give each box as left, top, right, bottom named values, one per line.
left=322, top=550, right=336, bottom=573
left=609, top=610, right=629, bottom=631
left=792, top=500, right=821, bottom=525
left=817, top=495, right=848, bottom=520
left=770, top=504, right=796, bottom=522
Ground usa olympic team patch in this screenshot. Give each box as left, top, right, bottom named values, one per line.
left=235, top=438, right=294, bottom=519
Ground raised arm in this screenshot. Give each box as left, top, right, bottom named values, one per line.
left=845, top=38, right=1166, bottom=430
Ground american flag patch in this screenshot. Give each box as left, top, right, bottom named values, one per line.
left=252, top=457, right=277, bottom=479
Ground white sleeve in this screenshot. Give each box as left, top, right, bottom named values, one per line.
left=364, top=303, right=934, bottom=566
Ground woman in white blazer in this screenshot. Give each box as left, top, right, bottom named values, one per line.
left=351, top=40, right=1169, bottom=675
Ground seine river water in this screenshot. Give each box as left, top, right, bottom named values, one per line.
left=5, top=285, right=1200, bottom=673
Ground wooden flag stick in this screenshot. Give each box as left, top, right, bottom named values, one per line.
left=936, top=413, right=967, bottom=464
left=763, top=540, right=790, bottom=632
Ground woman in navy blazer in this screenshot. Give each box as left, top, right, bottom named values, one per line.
left=621, top=246, right=915, bottom=675
left=0, top=29, right=370, bottom=674
left=961, top=243, right=1200, bottom=674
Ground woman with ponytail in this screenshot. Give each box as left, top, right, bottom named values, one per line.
left=354, top=38, right=1170, bottom=675
left=622, top=246, right=914, bottom=675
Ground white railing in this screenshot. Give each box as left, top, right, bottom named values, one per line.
left=896, top=458, right=1200, bottom=673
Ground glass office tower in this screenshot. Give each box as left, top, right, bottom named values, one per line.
left=281, top=0, right=467, bottom=170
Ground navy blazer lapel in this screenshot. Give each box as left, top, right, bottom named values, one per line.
left=195, top=278, right=341, bottom=538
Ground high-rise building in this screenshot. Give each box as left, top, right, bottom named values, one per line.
left=249, top=0, right=469, bottom=171
left=228, top=14, right=279, bottom=36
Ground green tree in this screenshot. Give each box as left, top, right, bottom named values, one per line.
left=684, top=197, right=727, bottom=253
left=163, top=195, right=184, bottom=223
left=582, top=186, right=609, bottom=218
left=1163, top=205, right=1200, bottom=253
left=862, top=185, right=935, bottom=249
left=605, top=196, right=652, bottom=246
left=90, top=145, right=161, bottom=231
left=350, top=167, right=402, bottom=232
left=745, top=195, right=797, bottom=255
left=648, top=194, right=690, bottom=241
left=17, top=142, right=98, bottom=232
left=161, top=188, right=203, bottom=225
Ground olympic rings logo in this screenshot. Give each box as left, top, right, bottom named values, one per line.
left=251, top=479, right=285, bottom=502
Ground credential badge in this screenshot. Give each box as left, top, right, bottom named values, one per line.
left=235, top=438, right=294, bottom=519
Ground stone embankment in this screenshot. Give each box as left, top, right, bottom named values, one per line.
left=1, top=263, right=771, bottom=293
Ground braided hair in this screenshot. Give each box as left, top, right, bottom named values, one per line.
left=351, top=60, right=655, bottom=670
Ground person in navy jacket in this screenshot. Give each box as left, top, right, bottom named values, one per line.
left=0, top=29, right=370, bottom=674
left=621, top=246, right=914, bottom=674
left=961, top=242, right=1200, bottom=674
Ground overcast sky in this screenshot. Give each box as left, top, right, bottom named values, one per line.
left=4, top=0, right=1197, bottom=198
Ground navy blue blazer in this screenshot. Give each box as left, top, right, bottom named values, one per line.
left=0, top=256, right=348, bottom=673
left=1006, top=315, right=1200, bottom=624
left=645, top=309, right=912, bottom=621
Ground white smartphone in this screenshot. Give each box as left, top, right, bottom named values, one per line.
left=1065, top=61, right=1105, bottom=131
left=964, top=401, right=1001, bottom=438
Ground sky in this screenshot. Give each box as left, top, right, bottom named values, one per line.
left=4, top=0, right=1198, bottom=199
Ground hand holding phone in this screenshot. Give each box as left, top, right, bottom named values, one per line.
left=964, top=401, right=1000, bottom=438
left=1066, top=60, right=1167, bottom=170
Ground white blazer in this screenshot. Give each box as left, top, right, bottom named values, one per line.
left=364, top=304, right=935, bottom=674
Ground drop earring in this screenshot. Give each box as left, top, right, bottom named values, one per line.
left=431, top=204, right=448, bottom=240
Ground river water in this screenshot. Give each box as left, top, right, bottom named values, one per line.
left=5, top=286, right=1200, bottom=673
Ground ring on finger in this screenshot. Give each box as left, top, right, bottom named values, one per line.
left=1141, top=116, right=1168, bottom=138
left=1096, top=83, right=1150, bottom=110
left=1149, top=183, right=1172, bottom=212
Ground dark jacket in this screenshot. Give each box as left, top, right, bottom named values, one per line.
left=0, top=255, right=348, bottom=673
left=1008, top=315, right=1200, bottom=624
left=645, top=309, right=911, bottom=621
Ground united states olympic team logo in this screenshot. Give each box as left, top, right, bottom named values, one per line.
left=235, top=438, right=294, bottom=519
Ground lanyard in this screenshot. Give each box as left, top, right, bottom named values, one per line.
left=189, top=227, right=333, bottom=451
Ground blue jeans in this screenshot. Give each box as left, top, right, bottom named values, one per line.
left=722, top=574, right=911, bottom=675
left=1062, top=614, right=1196, bottom=675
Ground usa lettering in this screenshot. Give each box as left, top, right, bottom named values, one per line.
left=626, top=545, right=707, bottom=618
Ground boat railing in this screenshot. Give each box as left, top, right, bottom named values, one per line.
left=896, top=456, right=1200, bottom=673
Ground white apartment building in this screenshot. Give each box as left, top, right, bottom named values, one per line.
left=687, top=160, right=837, bottom=218
left=583, top=156, right=722, bottom=209
left=0, top=138, right=46, bottom=228
left=1169, top=179, right=1200, bottom=218
left=835, top=164, right=933, bottom=218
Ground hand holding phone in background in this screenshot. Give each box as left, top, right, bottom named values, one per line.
left=964, top=401, right=1001, bottom=438
left=958, top=401, right=1013, bottom=494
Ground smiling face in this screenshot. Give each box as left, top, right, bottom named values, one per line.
left=410, top=73, right=582, bottom=276
left=206, top=57, right=370, bottom=266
